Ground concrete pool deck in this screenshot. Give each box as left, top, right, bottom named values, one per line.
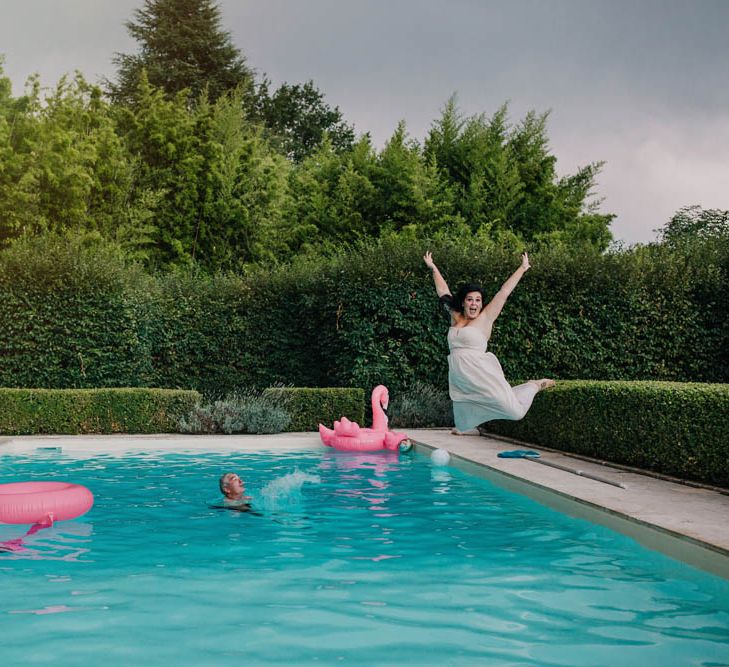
left=2, top=430, right=728, bottom=577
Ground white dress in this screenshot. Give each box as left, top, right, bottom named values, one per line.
left=447, top=325, right=538, bottom=431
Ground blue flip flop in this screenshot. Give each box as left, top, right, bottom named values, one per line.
left=497, top=450, right=541, bottom=458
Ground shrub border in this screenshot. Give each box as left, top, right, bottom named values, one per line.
left=263, top=387, right=365, bottom=432
left=0, top=388, right=201, bottom=435
left=480, top=380, right=729, bottom=488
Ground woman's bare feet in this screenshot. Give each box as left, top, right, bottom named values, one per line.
left=530, top=378, right=556, bottom=391
left=451, top=428, right=466, bottom=436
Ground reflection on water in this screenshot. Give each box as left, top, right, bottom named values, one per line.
left=0, top=520, right=93, bottom=561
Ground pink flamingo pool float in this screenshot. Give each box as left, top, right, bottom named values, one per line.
left=319, top=385, right=410, bottom=452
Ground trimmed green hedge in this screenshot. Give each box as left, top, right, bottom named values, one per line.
left=0, top=235, right=154, bottom=389
left=0, top=235, right=726, bottom=395
left=263, top=387, right=365, bottom=432
left=481, top=381, right=729, bottom=487
left=0, top=388, right=201, bottom=434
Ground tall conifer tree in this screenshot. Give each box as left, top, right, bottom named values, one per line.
left=108, top=0, right=254, bottom=105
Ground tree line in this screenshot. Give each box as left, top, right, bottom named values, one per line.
left=0, top=0, right=621, bottom=272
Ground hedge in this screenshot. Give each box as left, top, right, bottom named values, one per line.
left=0, top=235, right=159, bottom=389
left=0, top=388, right=201, bottom=435
left=263, top=387, right=365, bottom=432
left=481, top=381, right=729, bottom=487
left=0, top=234, right=726, bottom=395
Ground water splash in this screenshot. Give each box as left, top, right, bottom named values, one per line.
left=257, top=470, right=321, bottom=511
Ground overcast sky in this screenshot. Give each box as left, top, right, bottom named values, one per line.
left=2, top=0, right=728, bottom=244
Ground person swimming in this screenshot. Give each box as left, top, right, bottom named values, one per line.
left=211, top=472, right=256, bottom=513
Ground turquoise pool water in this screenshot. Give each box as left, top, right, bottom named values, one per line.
left=1, top=448, right=728, bottom=666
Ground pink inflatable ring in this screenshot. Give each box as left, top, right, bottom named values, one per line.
left=0, top=482, right=94, bottom=525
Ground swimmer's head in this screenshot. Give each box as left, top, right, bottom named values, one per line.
left=219, top=472, right=245, bottom=498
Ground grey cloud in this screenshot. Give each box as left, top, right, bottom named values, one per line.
left=1, top=0, right=728, bottom=243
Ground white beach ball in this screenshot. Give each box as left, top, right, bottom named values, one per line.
left=431, top=448, right=451, bottom=466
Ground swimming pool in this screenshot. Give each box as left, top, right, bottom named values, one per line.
left=2, top=447, right=728, bottom=666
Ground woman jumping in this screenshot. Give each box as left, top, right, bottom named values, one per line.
left=424, top=251, right=555, bottom=434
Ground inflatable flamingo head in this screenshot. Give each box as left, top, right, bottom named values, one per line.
left=373, top=385, right=389, bottom=410
left=370, top=385, right=391, bottom=433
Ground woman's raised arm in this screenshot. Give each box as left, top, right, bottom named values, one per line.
left=482, top=252, right=530, bottom=322
left=423, top=251, right=452, bottom=297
